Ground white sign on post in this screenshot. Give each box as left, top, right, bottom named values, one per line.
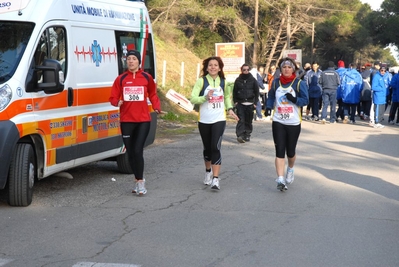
left=282, top=49, right=302, bottom=66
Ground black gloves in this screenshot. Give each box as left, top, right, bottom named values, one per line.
left=285, top=92, right=297, bottom=103
left=265, top=108, right=272, bottom=117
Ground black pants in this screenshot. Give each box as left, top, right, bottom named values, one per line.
left=236, top=103, right=254, bottom=138
left=389, top=102, right=399, bottom=122
left=272, top=121, right=301, bottom=159
left=198, top=121, right=226, bottom=165
left=121, top=121, right=150, bottom=179
left=307, top=97, right=320, bottom=118
left=360, top=100, right=372, bottom=117
left=336, top=99, right=344, bottom=120
left=343, top=103, right=358, bottom=122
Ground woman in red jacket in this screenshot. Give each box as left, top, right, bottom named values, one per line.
left=109, top=50, right=161, bottom=196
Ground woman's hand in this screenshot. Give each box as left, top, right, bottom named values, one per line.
left=228, top=109, right=239, bottom=121
left=205, top=90, right=214, bottom=100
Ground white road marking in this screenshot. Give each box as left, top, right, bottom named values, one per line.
left=0, top=259, right=13, bottom=266
left=73, top=262, right=141, bottom=267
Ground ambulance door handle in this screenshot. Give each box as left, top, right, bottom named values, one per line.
left=68, top=87, right=74, bottom=106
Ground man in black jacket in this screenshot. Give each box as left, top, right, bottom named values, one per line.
left=319, top=61, right=341, bottom=124
left=233, top=64, right=259, bottom=143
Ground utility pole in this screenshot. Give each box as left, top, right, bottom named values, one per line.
left=287, top=4, right=291, bottom=49
left=253, top=0, right=259, bottom=65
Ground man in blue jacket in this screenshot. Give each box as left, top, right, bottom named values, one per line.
left=371, top=66, right=388, bottom=128
left=341, top=63, right=363, bottom=124
left=304, top=61, right=322, bottom=121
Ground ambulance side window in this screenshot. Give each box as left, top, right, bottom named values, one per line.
left=34, top=26, right=67, bottom=82
left=114, top=31, right=156, bottom=79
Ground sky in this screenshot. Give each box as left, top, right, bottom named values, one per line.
left=360, top=0, right=383, bottom=10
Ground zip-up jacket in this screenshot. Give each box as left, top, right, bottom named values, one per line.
left=336, top=67, right=347, bottom=100
left=391, top=73, right=399, bottom=102
left=190, top=74, right=234, bottom=110
left=341, top=68, right=363, bottom=104
left=319, top=67, right=340, bottom=90
left=233, top=73, right=259, bottom=105
left=305, top=69, right=323, bottom=97
left=371, top=72, right=387, bottom=105
left=109, top=69, right=161, bottom=122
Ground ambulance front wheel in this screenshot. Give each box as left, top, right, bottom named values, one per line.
left=8, top=143, right=35, bottom=207
left=116, top=152, right=134, bottom=174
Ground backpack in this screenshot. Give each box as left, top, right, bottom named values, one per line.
left=199, top=76, right=225, bottom=96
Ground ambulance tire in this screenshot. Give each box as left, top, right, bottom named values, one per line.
left=8, top=143, right=35, bottom=207
left=116, top=153, right=134, bottom=174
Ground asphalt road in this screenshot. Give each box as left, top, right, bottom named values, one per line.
left=0, top=115, right=398, bottom=267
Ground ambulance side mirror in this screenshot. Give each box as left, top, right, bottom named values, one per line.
left=36, top=59, right=64, bottom=94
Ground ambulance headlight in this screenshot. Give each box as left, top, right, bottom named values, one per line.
left=0, top=84, right=12, bottom=111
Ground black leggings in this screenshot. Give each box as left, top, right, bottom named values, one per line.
left=120, top=122, right=150, bottom=179
left=272, top=121, right=301, bottom=158
left=198, top=121, right=226, bottom=165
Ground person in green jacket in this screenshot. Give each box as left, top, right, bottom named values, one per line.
left=190, top=56, right=238, bottom=190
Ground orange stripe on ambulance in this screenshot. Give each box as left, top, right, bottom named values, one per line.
left=0, top=0, right=158, bottom=206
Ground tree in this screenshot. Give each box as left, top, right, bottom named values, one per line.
left=365, top=0, right=399, bottom=47
left=146, top=0, right=397, bottom=68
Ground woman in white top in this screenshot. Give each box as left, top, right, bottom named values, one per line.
left=190, top=56, right=238, bottom=190
left=265, top=57, right=309, bottom=191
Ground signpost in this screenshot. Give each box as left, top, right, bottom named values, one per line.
left=215, top=42, right=245, bottom=82
left=282, top=49, right=302, bottom=66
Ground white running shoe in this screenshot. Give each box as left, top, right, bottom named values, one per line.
left=204, top=171, right=213, bottom=185
left=132, top=179, right=145, bottom=194
left=374, top=123, right=385, bottom=129
left=137, top=180, right=147, bottom=195
left=286, top=167, right=294, bottom=184
left=275, top=177, right=287, bottom=191
left=211, top=178, right=220, bottom=190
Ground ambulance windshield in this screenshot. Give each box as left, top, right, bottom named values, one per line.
left=0, top=21, right=34, bottom=83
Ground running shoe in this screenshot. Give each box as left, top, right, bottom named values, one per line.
left=211, top=178, right=220, bottom=190
left=132, top=181, right=139, bottom=194
left=237, top=136, right=245, bottom=143
left=343, top=116, right=349, bottom=124
left=321, top=119, right=326, bottom=124
left=276, top=177, right=287, bottom=191
left=136, top=179, right=147, bottom=195
left=389, top=120, right=394, bottom=125
left=374, top=123, right=385, bottom=129
left=132, top=179, right=145, bottom=194
left=286, top=168, right=294, bottom=184
left=204, top=171, right=213, bottom=185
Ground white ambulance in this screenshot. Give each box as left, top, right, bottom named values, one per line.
left=0, top=0, right=158, bottom=206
